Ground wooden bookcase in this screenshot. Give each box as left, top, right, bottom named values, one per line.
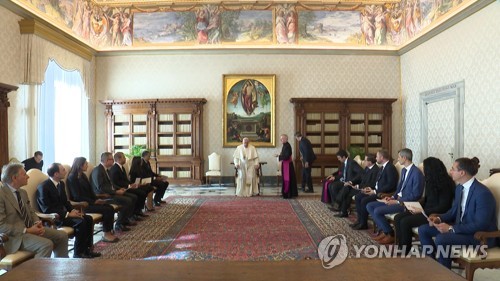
left=0, top=83, right=18, bottom=168
left=101, top=98, right=206, bottom=185
left=290, top=98, right=396, bottom=183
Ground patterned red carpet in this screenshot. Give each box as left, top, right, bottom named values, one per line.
left=93, top=196, right=375, bottom=261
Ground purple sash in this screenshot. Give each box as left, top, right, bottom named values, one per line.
left=321, top=180, right=334, bottom=203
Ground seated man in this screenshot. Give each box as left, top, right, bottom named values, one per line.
left=419, top=157, right=498, bottom=269
left=21, top=151, right=43, bottom=171
left=109, top=152, right=153, bottom=217
left=37, top=163, right=100, bottom=259
left=0, top=163, right=68, bottom=258
left=139, top=150, right=168, bottom=205
left=336, top=153, right=379, bottom=218
left=90, top=152, right=137, bottom=231
left=366, top=148, right=424, bottom=244
left=351, top=149, right=398, bottom=231
left=328, top=149, right=363, bottom=213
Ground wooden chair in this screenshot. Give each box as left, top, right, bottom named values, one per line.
left=205, top=152, right=222, bottom=186
left=455, top=173, right=500, bottom=281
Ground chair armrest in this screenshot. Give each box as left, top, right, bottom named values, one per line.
left=95, top=194, right=110, bottom=199
left=36, top=213, right=57, bottom=227
left=474, top=230, right=500, bottom=245
left=70, top=201, right=89, bottom=211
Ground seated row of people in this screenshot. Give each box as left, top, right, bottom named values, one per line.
left=324, top=148, right=498, bottom=269
left=0, top=150, right=170, bottom=260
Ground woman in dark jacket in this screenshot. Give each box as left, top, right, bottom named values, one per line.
left=394, top=157, right=455, bottom=254
left=67, top=157, right=119, bottom=242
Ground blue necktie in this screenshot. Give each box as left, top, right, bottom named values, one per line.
left=400, top=168, right=407, bottom=186
left=456, top=185, right=464, bottom=223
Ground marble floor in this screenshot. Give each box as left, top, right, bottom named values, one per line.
left=82, top=184, right=499, bottom=281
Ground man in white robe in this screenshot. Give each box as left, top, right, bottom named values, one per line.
left=233, top=138, right=260, bottom=197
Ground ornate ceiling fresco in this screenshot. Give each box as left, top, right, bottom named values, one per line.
left=7, top=0, right=479, bottom=52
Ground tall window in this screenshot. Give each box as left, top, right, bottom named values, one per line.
left=38, top=60, right=89, bottom=167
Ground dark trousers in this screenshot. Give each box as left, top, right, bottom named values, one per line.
left=418, top=224, right=481, bottom=268
left=394, top=211, right=427, bottom=254
left=152, top=180, right=168, bottom=203
left=85, top=203, right=115, bottom=233
left=61, top=214, right=93, bottom=255
left=301, top=164, right=313, bottom=191
left=109, top=194, right=136, bottom=225
left=126, top=188, right=147, bottom=214
left=339, top=187, right=361, bottom=214
left=328, top=181, right=345, bottom=205
left=354, top=193, right=377, bottom=226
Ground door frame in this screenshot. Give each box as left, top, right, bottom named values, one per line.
left=420, top=80, right=465, bottom=162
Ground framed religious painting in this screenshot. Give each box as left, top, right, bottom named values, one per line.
left=223, top=74, right=276, bottom=147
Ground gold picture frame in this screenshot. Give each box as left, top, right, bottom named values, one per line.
left=223, top=74, right=276, bottom=147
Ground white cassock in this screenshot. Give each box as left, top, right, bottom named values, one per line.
left=233, top=144, right=260, bottom=197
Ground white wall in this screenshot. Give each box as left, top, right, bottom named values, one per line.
left=95, top=54, right=402, bottom=177
left=0, top=6, right=23, bottom=161
left=401, top=2, right=500, bottom=180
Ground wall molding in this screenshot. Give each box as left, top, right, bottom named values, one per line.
left=18, top=19, right=95, bottom=61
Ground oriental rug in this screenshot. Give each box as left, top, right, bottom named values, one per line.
left=93, top=196, right=375, bottom=261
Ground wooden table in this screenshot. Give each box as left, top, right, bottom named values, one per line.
left=1, top=257, right=464, bottom=281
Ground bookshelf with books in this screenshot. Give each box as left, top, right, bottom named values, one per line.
left=290, top=98, right=396, bottom=183
left=101, top=98, right=207, bottom=185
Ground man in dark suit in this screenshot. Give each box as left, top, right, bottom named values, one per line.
left=336, top=153, right=379, bottom=218
left=295, top=132, right=316, bottom=193
left=0, top=163, right=68, bottom=258
left=328, top=149, right=364, bottom=213
left=366, top=148, right=424, bottom=244
left=139, top=150, right=168, bottom=206
left=109, top=152, right=153, bottom=217
left=351, top=149, right=398, bottom=230
left=21, top=151, right=44, bottom=171
left=90, top=152, right=137, bottom=231
left=419, top=157, right=498, bottom=269
left=36, top=163, right=99, bottom=258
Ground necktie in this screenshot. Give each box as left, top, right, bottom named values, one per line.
left=375, top=166, right=384, bottom=190
left=15, top=191, right=33, bottom=228
left=106, top=169, right=116, bottom=190
left=400, top=168, right=407, bottom=185
left=343, top=162, right=347, bottom=182
left=122, top=166, right=129, bottom=180
left=456, top=185, right=464, bottom=223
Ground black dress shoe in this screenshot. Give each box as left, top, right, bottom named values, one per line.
left=133, top=215, right=144, bottom=221
left=349, top=222, right=360, bottom=228
left=353, top=224, right=368, bottom=230
left=114, top=224, right=131, bottom=232
left=73, top=253, right=93, bottom=259
left=86, top=251, right=102, bottom=258
left=304, top=189, right=314, bottom=193
left=334, top=213, right=348, bottom=218
left=136, top=212, right=149, bottom=217
left=328, top=206, right=340, bottom=212
left=160, top=200, right=167, bottom=204
left=154, top=201, right=161, bottom=207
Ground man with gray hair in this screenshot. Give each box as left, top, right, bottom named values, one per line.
left=90, top=152, right=137, bottom=232
left=0, top=163, right=68, bottom=258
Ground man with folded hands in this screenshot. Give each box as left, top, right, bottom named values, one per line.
left=37, top=163, right=99, bottom=258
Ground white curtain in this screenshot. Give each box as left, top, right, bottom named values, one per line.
left=19, top=34, right=95, bottom=165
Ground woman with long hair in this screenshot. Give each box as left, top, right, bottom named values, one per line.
left=393, top=156, right=455, bottom=254
left=67, top=157, right=119, bottom=242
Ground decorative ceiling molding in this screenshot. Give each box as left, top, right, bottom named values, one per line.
left=1, top=0, right=494, bottom=57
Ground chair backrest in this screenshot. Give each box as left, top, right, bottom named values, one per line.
left=22, top=169, right=49, bottom=213
left=208, top=153, right=221, bottom=171
left=84, top=163, right=95, bottom=179
left=394, top=161, right=404, bottom=181
left=417, top=162, right=424, bottom=173
left=481, top=173, right=500, bottom=228
left=353, top=155, right=362, bottom=166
